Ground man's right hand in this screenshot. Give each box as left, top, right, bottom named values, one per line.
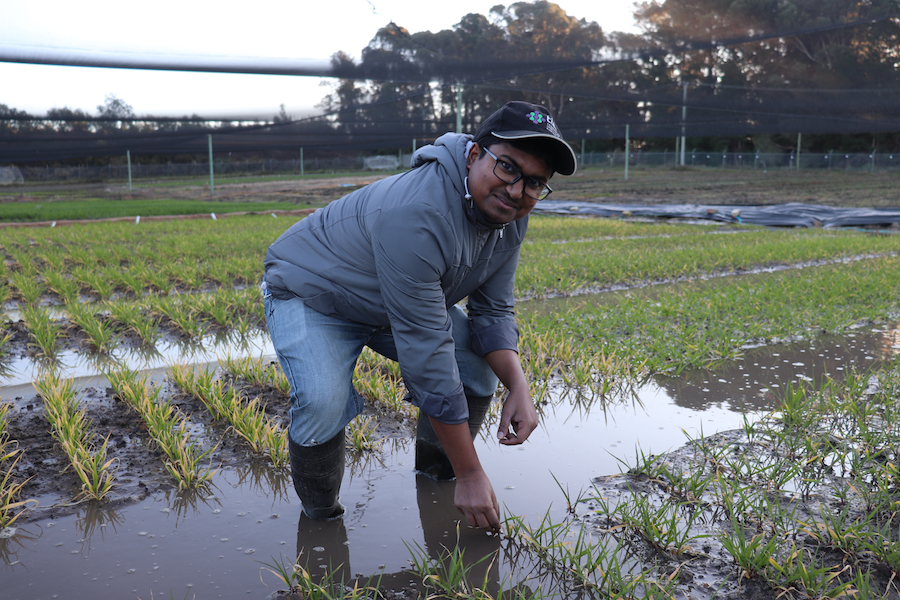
left=428, top=417, right=501, bottom=530
left=454, top=468, right=500, bottom=530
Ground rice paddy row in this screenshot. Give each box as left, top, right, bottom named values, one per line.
left=34, top=372, right=116, bottom=500
left=0, top=401, right=31, bottom=530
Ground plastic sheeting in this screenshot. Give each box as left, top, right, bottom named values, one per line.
left=533, top=201, right=900, bottom=229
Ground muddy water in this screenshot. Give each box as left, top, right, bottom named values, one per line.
left=2, top=322, right=899, bottom=599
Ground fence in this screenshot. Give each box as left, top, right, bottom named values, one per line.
left=586, top=150, right=899, bottom=171
left=10, top=150, right=899, bottom=184
left=16, top=156, right=366, bottom=183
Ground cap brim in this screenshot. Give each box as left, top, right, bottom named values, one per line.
left=491, top=130, right=577, bottom=176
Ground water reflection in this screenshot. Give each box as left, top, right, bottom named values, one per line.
left=161, top=483, right=223, bottom=525
left=75, top=501, right=125, bottom=556
left=0, top=328, right=272, bottom=387
left=654, top=324, right=899, bottom=414
left=0, top=524, right=40, bottom=568
left=231, top=460, right=291, bottom=504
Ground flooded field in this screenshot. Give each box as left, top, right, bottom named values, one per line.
left=2, top=303, right=897, bottom=599
left=2, top=206, right=900, bottom=599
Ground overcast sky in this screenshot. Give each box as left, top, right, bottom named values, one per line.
left=0, top=0, right=640, bottom=120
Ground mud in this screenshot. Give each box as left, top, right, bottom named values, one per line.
left=584, top=428, right=900, bottom=600
left=1, top=322, right=416, bottom=526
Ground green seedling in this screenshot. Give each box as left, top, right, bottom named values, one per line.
left=0, top=453, right=36, bottom=528
left=71, top=266, right=115, bottom=300
left=106, top=300, right=162, bottom=346
left=65, top=299, right=119, bottom=353
left=9, top=270, right=45, bottom=306
left=108, top=366, right=215, bottom=489
left=34, top=372, right=117, bottom=500
left=152, top=296, right=204, bottom=339
left=718, top=519, right=780, bottom=581
left=43, top=270, right=81, bottom=304
left=258, top=552, right=381, bottom=600
left=347, top=415, right=383, bottom=453
left=21, top=305, right=62, bottom=359
left=405, top=535, right=499, bottom=600
left=169, top=364, right=289, bottom=467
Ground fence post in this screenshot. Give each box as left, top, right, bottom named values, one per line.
left=871, top=150, right=877, bottom=172
left=208, top=134, right=214, bottom=194
left=624, top=124, right=630, bottom=181
left=301, top=147, right=305, bottom=176
left=796, top=133, right=802, bottom=170
left=127, top=150, right=133, bottom=192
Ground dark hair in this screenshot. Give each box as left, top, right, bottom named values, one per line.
left=476, top=135, right=558, bottom=174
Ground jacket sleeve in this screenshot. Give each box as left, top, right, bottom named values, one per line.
left=370, top=203, right=469, bottom=425
left=466, top=243, right=521, bottom=356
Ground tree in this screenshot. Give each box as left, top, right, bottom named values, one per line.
left=46, top=107, right=91, bottom=133
left=96, top=94, right=135, bottom=131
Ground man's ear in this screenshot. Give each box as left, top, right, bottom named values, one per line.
left=466, top=142, right=480, bottom=169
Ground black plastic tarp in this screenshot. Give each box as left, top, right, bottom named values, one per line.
left=533, top=201, right=900, bottom=229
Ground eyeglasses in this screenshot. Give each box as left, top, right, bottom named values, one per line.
left=482, top=147, right=552, bottom=201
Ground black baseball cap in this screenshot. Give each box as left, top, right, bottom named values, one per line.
left=474, top=101, right=577, bottom=176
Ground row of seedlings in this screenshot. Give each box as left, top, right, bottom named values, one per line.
left=33, top=371, right=116, bottom=500
left=106, top=366, right=216, bottom=489
left=168, top=363, right=288, bottom=467
left=11, top=286, right=263, bottom=365
left=221, top=352, right=395, bottom=453
left=0, top=401, right=33, bottom=530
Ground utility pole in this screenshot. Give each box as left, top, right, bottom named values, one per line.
left=456, top=86, right=463, bottom=133
left=680, top=82, right=688, bottom=167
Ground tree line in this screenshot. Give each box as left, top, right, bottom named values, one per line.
left=3, top=0, right=900, bottom=164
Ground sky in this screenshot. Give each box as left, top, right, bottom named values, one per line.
left=0, top=0, right=640, bottom=120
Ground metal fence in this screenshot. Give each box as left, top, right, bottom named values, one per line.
left=586, top=150, right=899, bottom=171
left=11, top=150, right=900, bottom=184
left=17, top=156, right=368, bottom=183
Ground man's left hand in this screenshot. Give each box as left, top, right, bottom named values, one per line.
left=496, top=387, right=538, bottom=445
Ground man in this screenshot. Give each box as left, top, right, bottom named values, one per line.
left=263, top=101, right=577, bottom=530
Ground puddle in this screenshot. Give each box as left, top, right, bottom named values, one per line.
left=1, top=321, right=898, bottom=598
left=0, top=329, right=273, bottom=389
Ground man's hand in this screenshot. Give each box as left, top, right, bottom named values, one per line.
left=497, top=387, right=538, bottom=445
left=485, top=349, right=539, bottom=445
left=428, top=418, right=501, bottom=530
left=454, top=468, right=500, bottom=530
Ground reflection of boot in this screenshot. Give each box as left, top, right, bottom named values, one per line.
left=289, top=430, right=345, bottom=520
left=416, top=395, right=493, bottom=480
left=296, top=512, right=351, bottom=587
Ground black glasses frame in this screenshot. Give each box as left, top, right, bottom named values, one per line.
left=482, top=147, right=552, bottom=201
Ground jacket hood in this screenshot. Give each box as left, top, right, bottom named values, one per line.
left=411, top=132, right=505, bottom=231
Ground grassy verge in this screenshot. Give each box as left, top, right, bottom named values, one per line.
left=0, top=199, right=301, bottom=222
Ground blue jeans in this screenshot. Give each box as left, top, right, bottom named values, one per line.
left=263, top=291, right=498, bottom=446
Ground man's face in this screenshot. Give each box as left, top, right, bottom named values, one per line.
left=466, top=141, right=553, bottom=224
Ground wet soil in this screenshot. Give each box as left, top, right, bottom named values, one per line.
left=584, top=428, right=900, bottom=600
left=1, top=324, right=416, bottom=526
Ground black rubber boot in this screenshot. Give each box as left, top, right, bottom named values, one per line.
left=289, top=430, right=346, bottom=520
left=415, top=394, right=493, bottom=480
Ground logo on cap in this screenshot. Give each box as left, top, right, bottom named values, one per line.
left=526, top=110, right=561, bottom=137
left=527, top=111, right=545, bottom=125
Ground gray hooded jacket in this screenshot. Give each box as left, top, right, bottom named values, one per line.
left=264, top=132, right=526, bottom=424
